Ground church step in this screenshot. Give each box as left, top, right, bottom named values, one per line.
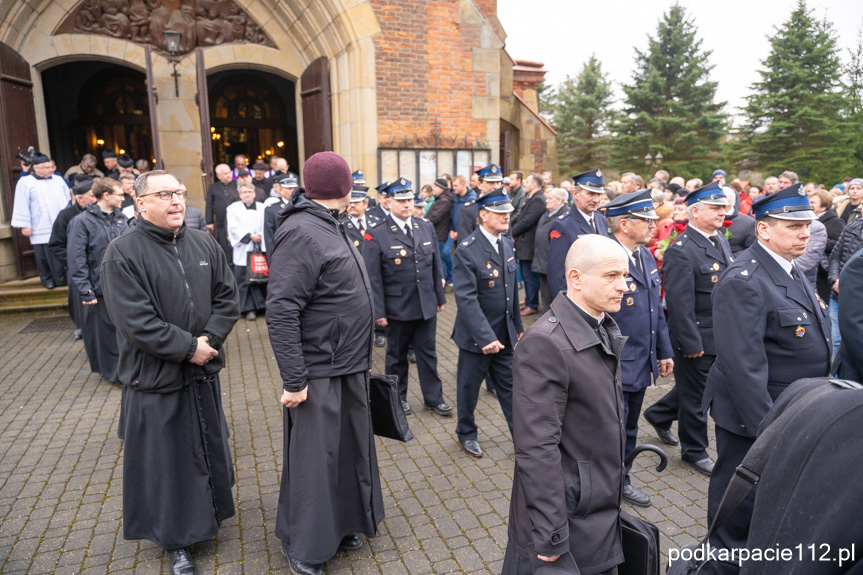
left=0, top=278, right=68, bottom=313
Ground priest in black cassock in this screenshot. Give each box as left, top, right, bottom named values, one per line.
left=205, top=163, right=240, bottom=263
left=101, top=170, right=240, bottom=575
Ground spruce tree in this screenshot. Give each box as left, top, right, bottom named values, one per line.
left=550, top=55, right=614, bottom=176
left=612, top=4, right=726, bottom=179
left=844, top=24, right=863, bottom=175
left=736, top=0, right=848, bottom=183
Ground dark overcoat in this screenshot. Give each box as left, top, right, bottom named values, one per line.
left=609, top=244, right=673, bottom=392
left=509, top=191, right=546, bottom=261
left=451, top=229, right=522, bottom=350
left=531, top=205, right=569, bottom=275
left=100, top=218, right=240, bottom=550
left=266, top=190, right=383, bottom=564
left=546, top=210, right=609, bottom=295
left=508, top=294, right=627, bottom=575
left=704, top=242, right=831, bottom=438
left=834, top=249, right=863, bottom=381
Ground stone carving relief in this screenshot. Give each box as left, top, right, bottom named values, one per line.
left=56, top=0, right=275, bottom=54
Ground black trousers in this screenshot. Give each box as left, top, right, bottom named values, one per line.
left=707, top=426, right=756, bottom=560
left=215, top=226, right=233, bottom=266
left=233, top=265, right=267, bottom=314
left=67, top=276, right=83, bottom=330
left=502, top=539, right=619, bottom=575
left=538, top=273, right=553, bottom=313
left=385, top=317, right=444, bottom=406
left=455, top=347, right=514, bottom=441
left=81, top=298, right=120, bottom=382
left=33, top=243, right=65, bottom=286
left=623, top=387, right=647, bottom=485
left=644, top=351, right=712, bottom=461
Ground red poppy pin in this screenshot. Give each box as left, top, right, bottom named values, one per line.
left=550, top=230, right=562, bottom=240
left=363, top=232, right=373, bottom=241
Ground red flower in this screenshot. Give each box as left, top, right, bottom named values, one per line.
left=673, top=222, right=687, bottom=233
left=723, top=220, right=733, bottom=228
left=550, top=230, right=562, bottom=240
left=363, top=233, right=373, bottom=241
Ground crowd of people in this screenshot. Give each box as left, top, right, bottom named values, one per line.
left=8, top=146, right=862, bottom=575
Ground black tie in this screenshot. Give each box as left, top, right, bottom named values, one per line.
left=498, top=238, right=505, bottom=265
left=358, top=219, right=365, bottom=234
left=405, top=224, right=412, bottom=242
left=709, top=235, right=726, bottom=263
left=589, top=216, right=597, bottom=233
left=632, top=251, right=643, bottom=278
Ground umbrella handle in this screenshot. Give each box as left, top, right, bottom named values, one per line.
left=624, top=444, right=668, bottom=472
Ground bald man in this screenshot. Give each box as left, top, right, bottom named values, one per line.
left=504, top=235, right=629, bottom=575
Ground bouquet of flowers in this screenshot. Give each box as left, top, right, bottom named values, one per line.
left=656, top=222, right=687, bottom=254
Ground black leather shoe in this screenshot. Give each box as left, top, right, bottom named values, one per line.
left=425, top=402, right=453, bottom=416
left=650, top=423, right=679, bottom=446
left=169, top=548, right=197, bottom=575
left=73, top=329, right=83, bottom=340
left=401, top=400, right=412, bottom=415
left=44, top=281, right=56, bottom=290
left=245, top=311, right=257, bottom=321
left=461, top=439, right=483, bottom=458
left=407, top=349, right=417, bottom=363
left=623, top=484, right=651, bottom=507
left=684, top=456, right=715, bottom=476
left=374, top=334, right=386, bottom=347
left=281, top=541, right=323, bottom=575
left=486, top=386, right=497, bottom=398
left=339, top=533, right=363, bottom=551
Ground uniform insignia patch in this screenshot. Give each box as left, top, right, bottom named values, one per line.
left=493, top=269, right=499, bottom=277
left=487, top=262, right=492, bottom=269
left=394, top=258, right=401, bottom=265
left=629, top=283, right=636, bottom=292
left=423, top=241, right=431, bottom=246
left=507, top=256, right=515, bottom=262
left=463, top=241, right=469, bottom=246
left=677, top=241, right=682, bottom=245
left=712, top=262, right=720, bottom=271
left=741, top=270, right=749, bottom=276
left=550, top=230, right=562, bottom=240
left=795, top=325, right=805, bottom=337
left=626, top=296, right=634, bottom=306
left=711, top=274, right=719, bottom=283
left=488, top=281, right=495, bottom=288
left=400, top=249, right=407, bottom=256
left=354, top=240, right=360, bottom=247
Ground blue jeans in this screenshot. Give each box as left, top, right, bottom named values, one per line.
left=519, top=259, right=539, bottom=310
left=438, top=238, right=453, bottom=284
left=830, top=297, right=840, bottom=358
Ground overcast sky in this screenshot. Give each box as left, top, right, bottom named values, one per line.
left=498, top=0, right=863, bottom=124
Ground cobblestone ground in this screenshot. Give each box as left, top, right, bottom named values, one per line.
left=0, top=294, right=715, bottom=574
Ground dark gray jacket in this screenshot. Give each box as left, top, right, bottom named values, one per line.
left=266, top=190, right=374, bottom=392
left=67, top=203, right=128, bottom=301
left=725, top=211, right=756, bottom=256
left=828, top=218, right=863, bottom=289
left=184, top=204, right=208, bottom=231
left=532, top=205, right=569, bottom=274
left=100, top=218, right=240, bottom=392
left=509, top=191, right=546, bottom=260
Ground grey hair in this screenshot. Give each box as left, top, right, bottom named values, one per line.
left=134, top=170, right=170, bottom=196
left=548, top=188, right=569, bottom=203
left=238, top=182, right=256, bottom=193
left=779, top=170, right=799, bottom=184
left=81, top=154, right=97, bottom=166
left=686, top=200, right=706, bottom=219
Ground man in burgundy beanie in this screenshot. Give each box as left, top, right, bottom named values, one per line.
left=265, top=151, right=383, bottom=575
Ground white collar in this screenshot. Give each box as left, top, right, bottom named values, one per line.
left=478, top=224, right=500, bottom=248
left=577, top=207, right=595, bottom=224
left=758, top=241, right=794, bottom=276
left=352, top=215, right=366, bottom=227
left=689, top=224, right=717, bottom=240
left=392, top=215, right=411, bottom=233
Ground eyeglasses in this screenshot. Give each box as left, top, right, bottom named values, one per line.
left=138, top=189, right=188, bottom=201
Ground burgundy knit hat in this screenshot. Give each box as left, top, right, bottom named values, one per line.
left=303, top=151, right=352, bottom=200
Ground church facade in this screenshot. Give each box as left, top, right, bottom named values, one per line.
left=0, top=0, right=556, bottom=281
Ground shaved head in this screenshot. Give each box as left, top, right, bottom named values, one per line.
left=565, top=235, right=630, bottom=315
left=565, top=234, right=627, bottom=276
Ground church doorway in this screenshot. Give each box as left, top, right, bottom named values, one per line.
left=41, top=61, right=152, bottom=174
left=207, top=69, right=298, bottom=172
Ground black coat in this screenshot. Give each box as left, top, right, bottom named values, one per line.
left=531, top=205, right=570, bottom=274
left=835, top=249, right=863, bottom=381
left=725, top=211, right=756, bottom=256
left=457, top=199, right=480, bottom=243
left=663, top=225, right=732, bottom=356
left=362, top=215, right=446, bottom=322
left=343, top=213, right=381, bottom=249
left=102, top=218, right=240, bottom=550
left=827, top=217, right=863, bottom=287
left=67, top=203, right=128, bottom=301
left=205, top=181, right=239, bottom=227
left=263, top=198, right=287, bottom=253
left=426, top=188, right=453, bottom=241
left=509, top=191, right=546, bottom=260
left=704, top=242, right=831, bottom=438
left=508, top=294, right=626, bottom=574
left=451, top=229, right=522, bottom=350
left=547, top=210, right=609, bottom=296
left=266, top=190, right=374, bottom=392
left=816, top=209, right=845, bottom=302
left=47, top=202, right=85, bottom=272
left=184, top=204, right=208, bottom=231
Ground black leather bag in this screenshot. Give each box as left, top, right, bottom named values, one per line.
left=369, top=373, right=413, bottom=442
left=619, top=445, right=667, bottom=575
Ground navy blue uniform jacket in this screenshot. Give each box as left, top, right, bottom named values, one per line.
left=704, top=242, right=831, bottom=438
left=362, top=215, right=446, bottom=322
left=547, top=209, right=609, bottom=296
left=663, top=226, right=732, bottom=356
left=609, top=244, right=673, bottom=392
left=451, top=229, right=523, bottom=351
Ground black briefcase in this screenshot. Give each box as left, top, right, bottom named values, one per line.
left=369, top=373, right=413, bottom=442
left=619, top=510, right=660, bottom=575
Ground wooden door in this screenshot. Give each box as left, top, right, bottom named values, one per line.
left=0, top=43, right=39, bottom=279
left=144, top=47, right=164, bottom=170
left=195, top=48, right=213, bottom=185
left=300, top=57, right=332, bottom=158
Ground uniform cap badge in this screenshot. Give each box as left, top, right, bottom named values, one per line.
left=795, top=325, right=806, bottom=337
left=394, top=258, right=401, bottom=265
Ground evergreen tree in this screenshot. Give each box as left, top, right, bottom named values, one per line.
left=735, top=0, right=848, bottom=183
left=549, top=55, right=615, bottom=176
left=611, top=4, right=726, bottom=179
left=844, top=23, right=863, bottom=174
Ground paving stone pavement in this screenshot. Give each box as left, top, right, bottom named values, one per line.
left=0, top=295, right=716, bottom=574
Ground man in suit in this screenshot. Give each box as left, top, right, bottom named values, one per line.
left=362, top=178, right=453, bottom=416
left=457, top=165, right=503, bottom=243
left=604, top=190, right=674, bottom=508
left=503, top=234, right=630, bottom=575
left=546, top=169, right=610, bottom=296
left=452, top=188, right=523, bottom=458
left=643, top=181, right=733, bottom=476
left=835, top=249, right=863, bottom=381
left=703, top=183, right=832, bottom=560
left=510, top=173, right=547, bottom=317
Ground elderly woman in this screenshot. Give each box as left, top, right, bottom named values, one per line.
left=227, top=182, right=267, bottom=321
left=531, top=187, right=570, bottom=312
